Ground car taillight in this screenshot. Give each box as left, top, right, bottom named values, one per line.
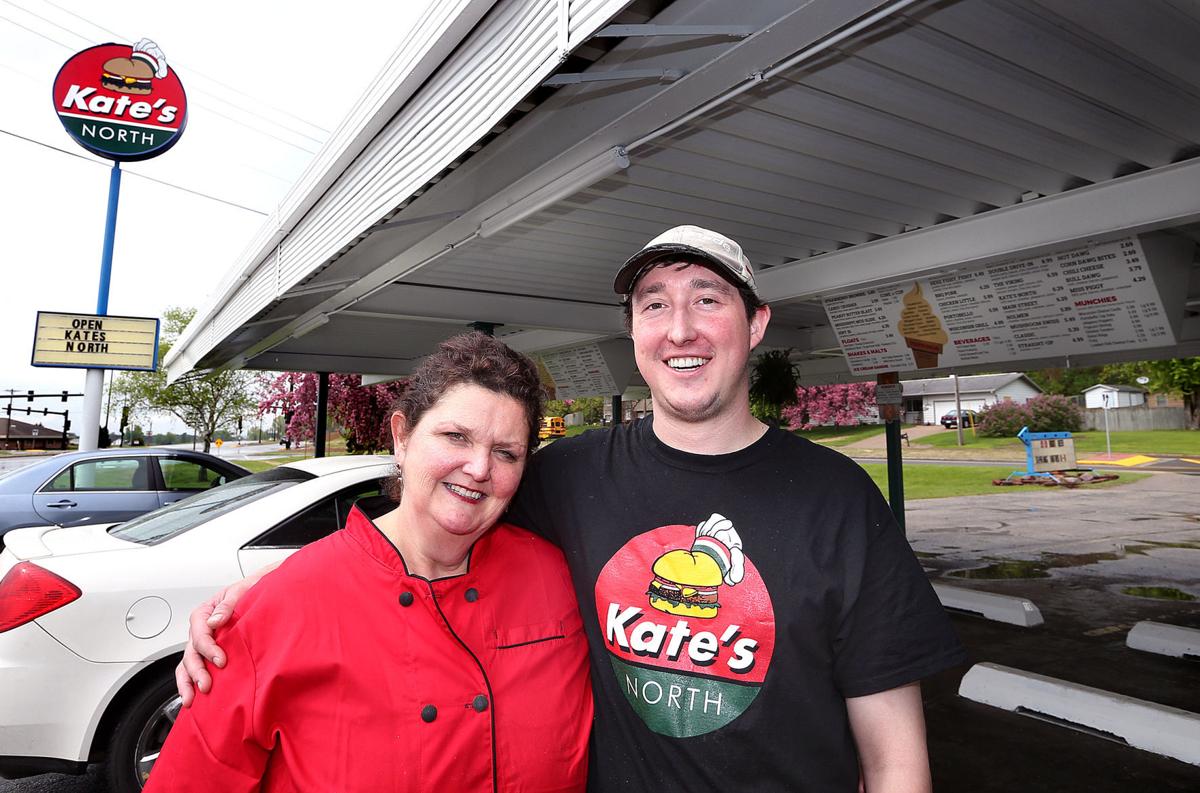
left=0, top=562, right=81, bottom=633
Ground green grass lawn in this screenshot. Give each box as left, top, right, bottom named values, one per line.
left=858, top=463, right=1148, bottom=500
left=917, top=428, right=1200, bottom=456
left=234, top=450, right=1145, bottom=499
left=564, top=423, right=604, bottom=437
left=792, top=424, right=890, bottom=447
left=240, top=455, right=310, bottom=473
left=914, top=432, right=1020, bottom=451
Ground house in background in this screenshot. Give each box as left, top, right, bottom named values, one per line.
left=902, top=374, right=1043, bottom=425
left=1148, top=391, right=1185, bottom=409
left=1079, top=384, right=1189, bottom=430
left=1082, top=384, right=1147, bottom=409
left=0, top=417, right=66, bottom=451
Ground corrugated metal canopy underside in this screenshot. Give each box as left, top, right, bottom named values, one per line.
left=185, top=0, right=1200, bottom=387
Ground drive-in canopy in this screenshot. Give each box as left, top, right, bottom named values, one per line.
left=165, top=0, right=1200, bottom=392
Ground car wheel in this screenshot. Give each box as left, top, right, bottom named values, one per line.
left=104, top=670, right=182, bottom=793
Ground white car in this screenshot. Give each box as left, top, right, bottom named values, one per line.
left=0, top=455, right=394, bottom=793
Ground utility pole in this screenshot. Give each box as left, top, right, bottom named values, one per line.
left=104, top=370, right=114, bottom=430
left=953, top=373, right=964, bottom=446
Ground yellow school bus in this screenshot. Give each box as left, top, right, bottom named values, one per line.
left=539, top=416, right=566, bottom=440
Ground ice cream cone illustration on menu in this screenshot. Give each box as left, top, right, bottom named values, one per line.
left=897, top=283, right=948, bottom=368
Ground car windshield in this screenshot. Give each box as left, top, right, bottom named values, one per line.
left=110, top=467, right=315, bottom=546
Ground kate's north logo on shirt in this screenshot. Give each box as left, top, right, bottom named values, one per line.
left=594, top=514, right=776, bottom=737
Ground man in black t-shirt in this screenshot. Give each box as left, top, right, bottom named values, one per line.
left=506, top=225, right=965, bottom=792
left=181, top=225, right=964, bottom=792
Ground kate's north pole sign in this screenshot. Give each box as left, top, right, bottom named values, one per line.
left=53, top=39, right=187, bottom=161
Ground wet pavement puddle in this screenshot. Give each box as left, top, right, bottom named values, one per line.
left=944, top=541, right=1200, bottom=580
left=1120, top=586, right=1196, bottom=601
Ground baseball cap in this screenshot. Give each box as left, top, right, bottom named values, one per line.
left=613, top=225, right=758, bottom=297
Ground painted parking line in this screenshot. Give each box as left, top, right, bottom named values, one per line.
left=1077, top=454, right=1158, bottom=467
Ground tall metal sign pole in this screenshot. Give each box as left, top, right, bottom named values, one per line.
left=79, top=162, right=124, bottom=450
left=49, top=39, right=187, bottom=450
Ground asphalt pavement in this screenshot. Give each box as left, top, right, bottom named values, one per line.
left=0, top=441, right=292, bottom=476
left=914, top=472, right=1200, bottom=791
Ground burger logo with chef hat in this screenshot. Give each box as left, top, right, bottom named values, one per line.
left=595, top=513, right=775, bottom=738
left=52, top=38, right=188, bottom=161
left=647, top=513, right=743, bottom=619
left=101, top=39, right=168, bottom=94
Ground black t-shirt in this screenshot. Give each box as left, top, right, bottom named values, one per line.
left=507, top=417, right=966, bottom=792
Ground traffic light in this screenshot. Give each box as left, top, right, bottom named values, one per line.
left=120, top=405, right=129, bottom=431
left=237, top=416, right=243, bottom=432
left=26, top=390, right=33, bottom=402
left=61, top=391, right=68, bottom=402
left=64, top=419, right=71, bottom=431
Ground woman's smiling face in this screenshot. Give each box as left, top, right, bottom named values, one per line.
left=391, top=382, right=529, bottom=547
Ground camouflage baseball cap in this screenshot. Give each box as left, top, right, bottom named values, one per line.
left=614, top=225, right=758, bottom=297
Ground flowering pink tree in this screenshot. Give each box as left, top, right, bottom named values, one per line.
left=332, top=375, right=409, bottom=453
left=258, top=373, right=317, bottom=443
left=782, top=383, right=876, bottom=429
left=257, top=373, right=408, bottom=453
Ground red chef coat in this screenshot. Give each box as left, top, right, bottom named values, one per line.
left=148, top=498, right=592, bottom=793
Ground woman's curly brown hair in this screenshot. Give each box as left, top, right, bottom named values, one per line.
left=385, top=331, right=545, bottom=502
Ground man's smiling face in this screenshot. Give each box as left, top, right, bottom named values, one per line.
left=629, top=261, right=768, bottom=426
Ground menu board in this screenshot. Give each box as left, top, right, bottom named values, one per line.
left=823, top=237, right=1174, bottom=375
left=540, top=343, right=619, bottom=399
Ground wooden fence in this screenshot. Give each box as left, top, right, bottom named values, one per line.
left=1082, top=406, right=1189, bottom=431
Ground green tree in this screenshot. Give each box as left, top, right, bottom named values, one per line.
left=1025, top=366, right=1104, bottom=396
left=1096, top=362, right=1146, bottom=387
left=749, top=349, right=799, bottom=425
left=1144, top=358, right=1200, bottom=428
left=573, top=396, right=605, bottom=424
left=110, top=307, right=257, bottom=452
left=544, top=396, right=604, bottom=424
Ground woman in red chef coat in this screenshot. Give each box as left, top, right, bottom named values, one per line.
left=147, top=333, right=592, bottom=793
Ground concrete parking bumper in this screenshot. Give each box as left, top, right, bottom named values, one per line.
left=959, top=662, right=1200, bottom=767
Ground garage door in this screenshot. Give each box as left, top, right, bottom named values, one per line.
left=933, top=399, right=990, bottom=422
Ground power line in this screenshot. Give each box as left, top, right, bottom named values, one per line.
left=170, top=71, right=328, bottom=145
left=0, top=0, right=85, bottom=45
left=31, top=0, right=123, bottom=49
left=35, top=0, right=331, bottom=138
left=193, top=103, right=320, bottom=153
left=0, top=53, right=302, bottom=183
left=0, top=11, right=72, bottom=48
left=0, top=127, right=269, bottom=215
left=0, top=12, right=320, bottom=154
left=190, top=102, right=319, bottom=154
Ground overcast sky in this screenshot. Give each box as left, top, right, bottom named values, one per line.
left=0, top=0, right=432, bottom=436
